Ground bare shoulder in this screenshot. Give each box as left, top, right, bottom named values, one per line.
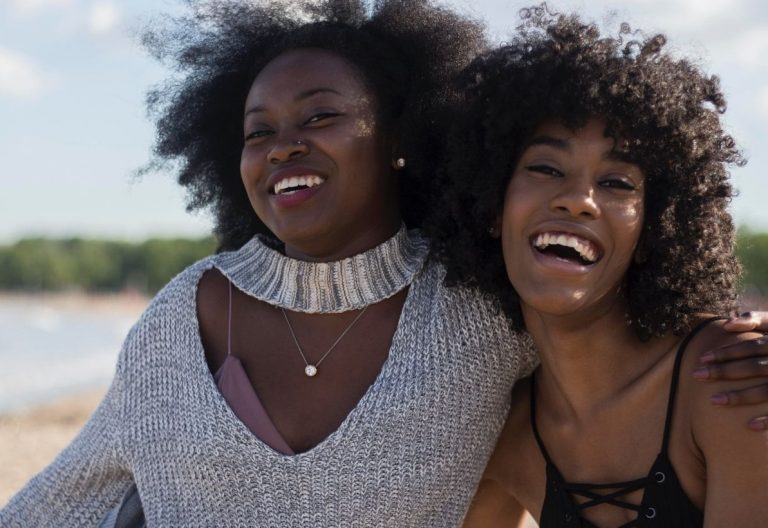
left=197, top=268, right=228, bottom=307
left=196, top=268, right=229, bottom=371
left=681, top=318, right=764, bottom=408
left=679, top=319, right=768, bottom=524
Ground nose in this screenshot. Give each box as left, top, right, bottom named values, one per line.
left=549, top=178, right=601, bottom=219
left=268, top=136, right=309, bottom=164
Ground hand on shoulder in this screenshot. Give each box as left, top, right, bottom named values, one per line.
left=684, top=319, right=768, bottom=526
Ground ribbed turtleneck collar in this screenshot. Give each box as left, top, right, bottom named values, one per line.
left=214, top=225, right=429, bottom=313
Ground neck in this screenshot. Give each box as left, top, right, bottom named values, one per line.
left=523, top=299, right=674, bottom=422
left=284, top=216, right=402, bottom=262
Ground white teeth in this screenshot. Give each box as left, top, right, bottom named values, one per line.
left=273, top=175, right=325, bottom=195
left=533, top=232, right=599, bottom=263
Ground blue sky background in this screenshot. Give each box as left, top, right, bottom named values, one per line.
left=2, top=0, right=766, bottom=243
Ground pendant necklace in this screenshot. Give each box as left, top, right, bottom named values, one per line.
left=280, top=306, right=369, bottom=377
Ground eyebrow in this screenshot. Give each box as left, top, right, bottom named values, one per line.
left=525, top=135, right=570, bottom=151
left=525, top=134, right=635, bottom=163
left=244, top=87, right=343, bottom=116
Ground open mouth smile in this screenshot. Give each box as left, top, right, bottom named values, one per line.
left=531, top=231, right=603, bottom=266
left=271, top=175, right=326, bottom=195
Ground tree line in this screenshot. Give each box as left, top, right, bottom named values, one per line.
left=737, top=228, right=768, bottom=301
left=0, top=237, right=216, bottom=294
left=0, top=231, right=766, bottom=297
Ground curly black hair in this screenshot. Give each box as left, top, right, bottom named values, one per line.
left=140, top=0, right=486, bottom=250
left=426, top=6, right=744, bottom=340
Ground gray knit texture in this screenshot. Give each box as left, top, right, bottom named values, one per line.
left=217, top=225, right=430, bottom=313
left=1, top=232, right=538, bottom=528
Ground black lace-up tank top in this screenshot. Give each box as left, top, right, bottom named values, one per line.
left=530, top=319, right=719, bottom=527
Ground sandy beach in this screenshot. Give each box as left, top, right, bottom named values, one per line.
left=0, top=290, right=148, bottom=315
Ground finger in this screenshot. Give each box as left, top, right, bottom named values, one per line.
left=694, top=356, right=768, bottom=381
left=722, top=311, right=768, bottom=332
left=699, top=335, right=768, bottom=364
left=748, top=416, right=768, bottom=431
left=710, top=382, right=768, bottom=406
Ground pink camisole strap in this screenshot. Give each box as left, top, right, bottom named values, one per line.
left=213, top=281, right=294, bottom=455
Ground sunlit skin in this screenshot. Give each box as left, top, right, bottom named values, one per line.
left=501, top=118, right=645, bottom=330
left=463, top=118, right=768, bottom=527
left=240, top=48, right=401, bottom=262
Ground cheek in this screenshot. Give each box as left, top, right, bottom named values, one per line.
left=240, top=147, right=264, bottom=184
left=502, top=179, right=538, bottom=236
left=606, top=198, right=645, bottom=261
left=615, top=199, right=644, bottom=241
left=352, top=116, right=377, bottom=138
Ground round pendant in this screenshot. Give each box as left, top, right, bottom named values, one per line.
left=304, top=365, right=318, bottom=377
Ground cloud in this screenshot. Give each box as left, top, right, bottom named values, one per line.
left=10, top=0, right=72, bottom=14
left=87, top=2, right=120, bottom=35
left=724, top=27, right=768, bottom=69
left=756, top=85, right=768, bottom=119
left=0, top=47, right=48, bottom=99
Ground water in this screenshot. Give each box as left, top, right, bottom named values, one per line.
left=0, top=296, right=144, bottom=413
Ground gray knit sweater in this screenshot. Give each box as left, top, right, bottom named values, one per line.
left=1, top=229, right=537, bottom=527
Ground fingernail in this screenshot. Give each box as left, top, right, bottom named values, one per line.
left=693, top=367, right=710, bottom=380
left=699, top=352, right=716, bottom=364
left=748, top=417, right=768, bottom=431
left=710, top=393, right=729, bottom=405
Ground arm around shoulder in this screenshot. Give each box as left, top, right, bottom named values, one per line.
left=689, top=324, right=768, bottom=526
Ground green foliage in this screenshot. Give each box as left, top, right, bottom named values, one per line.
left=736, top=228, right=768, bottom=296
left=1, top=230, right=766, bottom=297
left=0, top=237, right=216, bottom=294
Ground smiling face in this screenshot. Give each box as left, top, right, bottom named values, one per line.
left=240, top=48, right=401, bottom=260
left=501, top=118, right=645, bottom=321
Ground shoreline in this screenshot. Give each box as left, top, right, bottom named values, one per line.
left=0, top=290, right=149, bottom=314
left=0, top=388, right=106, bottom=507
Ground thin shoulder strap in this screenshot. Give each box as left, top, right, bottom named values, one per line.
left=227, top=279, right=233, bottom=357
left=529, top=374, right=555, bottom=465
left=661, top=316, right=726, bottom=453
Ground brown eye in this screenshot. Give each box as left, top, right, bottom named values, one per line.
left=244, top=129, right=273, bottom=140
left=526, top=164, right=563, bottom=178
left=600, top=178, right=636, bottom=191
left=305, top=112, right=341, bottom=125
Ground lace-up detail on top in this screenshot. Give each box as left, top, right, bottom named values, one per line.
left=530, top=319, right=721, bottom=527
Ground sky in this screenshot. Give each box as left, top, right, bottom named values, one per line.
left=1, top=0, right=766, bottom=243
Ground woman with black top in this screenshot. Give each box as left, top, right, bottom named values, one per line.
left=427, top=7, right=768, bottom=527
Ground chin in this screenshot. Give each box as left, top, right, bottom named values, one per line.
left=517, top=288, right=593, bottom=317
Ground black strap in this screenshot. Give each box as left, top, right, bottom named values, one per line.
left=660, top=317, right=724, bottom=454
left=529, top=316, right=724, bottom=519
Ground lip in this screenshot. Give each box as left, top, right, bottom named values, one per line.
left=526, top=223, right=605, bottom=273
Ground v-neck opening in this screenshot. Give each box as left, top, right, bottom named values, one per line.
left=192, top=258, right=422, bottom=460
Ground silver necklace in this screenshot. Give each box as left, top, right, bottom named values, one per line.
left=280, top=306, right=369, bottom=377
